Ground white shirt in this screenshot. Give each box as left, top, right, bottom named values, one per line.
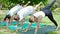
left=17, top=6, right=34, bottom=20
left=33, top=11, right=45, bottom=19
left=7, top=4, right=23, bottom=16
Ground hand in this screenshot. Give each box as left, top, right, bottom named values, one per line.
left=22, top=29, right=28, bottom=32
left=34, top=32, right=37, bottom=34
left=22, top=28, right=31, bottom=32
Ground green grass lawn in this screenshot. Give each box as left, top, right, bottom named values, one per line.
left=0, top=26, right=19, bottom=34
left=45, top=31, right=57, bottom=34
left=45, top=30, right=60, bottom=34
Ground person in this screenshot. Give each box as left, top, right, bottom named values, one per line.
left=23, top=11, right=45, bottom=34
left=3, top=1, right=31, bottom=26
left=41, top=0, right=58, bottom=30
left=23, top=0, right=58, bottom=34
left=14, top=2, right=42, bottom=30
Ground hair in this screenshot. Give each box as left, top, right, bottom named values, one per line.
left=19, top=3, right=22, bottom=5
left=4, top=15, right=11, bottom=21
left=19, top=2, right=26, bottom=6
left=29, top=16, right=34, bottom=23
left=14, top=16, right=19, bottom=21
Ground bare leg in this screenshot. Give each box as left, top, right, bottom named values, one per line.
left=6, top=18, right=9, bottom=26
left=16, top=19, right=23, bottom=31
left=20, top=21, right=23, bottom=29
left=34, top=16, right=42, bottom=34
left=23, top=23, right=32, bottom=32
left=20, top=18, right=25, bottom=29
left=34, top=22, right=39, bottom=34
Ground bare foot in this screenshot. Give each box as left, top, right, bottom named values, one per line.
left=34, top=32, right=37, bottom=34
left=56, top=26, right=59, bottom=30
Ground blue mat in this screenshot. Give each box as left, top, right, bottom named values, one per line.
left=0, top=21, right=46, bottom=30
left=0, top=21, right=7, bottom=26
left=0, top=21, right=45, bottom=26
left=11, top=21, right=17, bottom=25
left=8, top=23, right=46, bottom=31
left=8, top=25, right=16, bottom=30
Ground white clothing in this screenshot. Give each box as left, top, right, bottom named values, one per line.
left=33, top=11, right=45, bottom=19
left=17, top=6, right=34, bottom=20
left=7, top=4, right=23, bottom=16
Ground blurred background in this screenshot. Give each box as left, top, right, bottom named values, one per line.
left=0, top=0, right=60, bottom=34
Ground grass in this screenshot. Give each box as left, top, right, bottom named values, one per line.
left=0, top=26, right=20, bottom=34
left=41, top=14, right=60, bottom=26
left=0, top=10, right=7, bottom=20
left=45, top=30, right=60, bottom=34
left=45, top=31, right=57, bottom=34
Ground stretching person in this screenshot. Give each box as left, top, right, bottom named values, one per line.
left=41, top=0, right=58, bottom=29
left=3, top=1, right=30, bottom=26
left=24, top=0, right=58, bottom=34
left=14, top=2, right=42, bottom=29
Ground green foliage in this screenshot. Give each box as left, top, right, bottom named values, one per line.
left=0, top=0, right=48, bottom=9
left=0, top=0, right=60, bottom=10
